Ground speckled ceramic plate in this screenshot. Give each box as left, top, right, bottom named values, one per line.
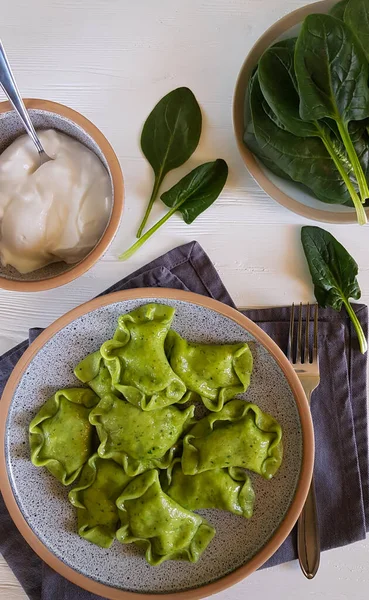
left=233, top=0, right=369, bottom=224
left=0, top=289, right=314, bottom=600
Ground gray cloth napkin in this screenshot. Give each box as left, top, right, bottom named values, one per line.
left=0, top=241, right=367, bottom=600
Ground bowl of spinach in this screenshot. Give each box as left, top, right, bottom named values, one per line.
left=233, top=0, right=369, bottom=224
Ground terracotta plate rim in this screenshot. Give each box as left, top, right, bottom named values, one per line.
left=232, top=0, right=369, bottom=224
left=0, top=98, right=124, bottom=292
left=0, top=288, right=314, bottom=599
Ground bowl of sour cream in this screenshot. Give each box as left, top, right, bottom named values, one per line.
left=0, top=98, right=123, bottom=291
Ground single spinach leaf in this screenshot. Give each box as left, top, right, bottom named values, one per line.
left=137, top=87, right=202, bottom=237
left=345, top=0, right=369, bottom=61
left=120, top=160, right=228, bottom=260
left=244, top=71, right=292, bottom=181
left=161, top=159, right=228, bottom=224
left=259, top=39, right=319, bottom=138
left=330, top=0, right=349, bottom=19
left=295, top=14, right=369, bottom=208
left=249, top=73, right=353, bottom=205
left=244, top=117, right=293, bottom=181
left=301, top=226, right=367, bottom=353
left=295, top=14, right=369, bottom=124
left=272, top=37, right=298, bottom=51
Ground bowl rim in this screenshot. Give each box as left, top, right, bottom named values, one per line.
left=0, top=98, right=124, bottom=291
left=0, top=288, right=314, bottom=600
left=232, top=0, right=369, bottom=224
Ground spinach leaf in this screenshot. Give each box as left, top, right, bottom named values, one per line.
left=259, top=39, right=319, bottom=138
left=244, top=117, right=293, bottom=181
left=258, top=38, right=368, bottom=218
left=272, top=38, right=298, bottom=52
left=244, top=113, right=352, bottom=201
left=301, top=226, right=367, bottom=353
left=330, top=0, right=349, bottom=19
left=137, top=87, right=202, bottom=237
left=244, top=72, right=292, bottom=181
left=345, top=0, right=369, bottom=61
left=295, top=14, right=369, bottom=211
left=119, top=160, right=228, bottom=260
left=248, top=73, right=356, bottom=205
left=160, top=159, right=228, bottom=224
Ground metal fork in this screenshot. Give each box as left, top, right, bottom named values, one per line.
left=287, top=302, right=320, bottom=579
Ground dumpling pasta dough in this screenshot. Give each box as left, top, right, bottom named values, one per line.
left=165, top=329, right=253, bottom=411
left=165, top=458, right=255, bottom=519
left=28, top=303, right=283, bottom=566
left=116, top=469, right=215, bottom=565
left=29, top=388, right=99, bottom=485
left=79, top=304, right=188, bottom=410
left=89, top=393, right=195, bottom=476
left=68, top=454, right=133, bottom=548
left=74, top=350, right=116, bottom=398
left=182, top=399, right=283, bottom=479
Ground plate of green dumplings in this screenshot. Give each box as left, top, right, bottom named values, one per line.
left=0, top=289, right=313, bottom=600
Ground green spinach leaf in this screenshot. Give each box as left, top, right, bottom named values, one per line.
left=248, top=73, right=356, bottom=206
left=330, top=0, right=349, bottom=19
left=259, top=39, right=319, bottom=138
left=137, top=87, right=202, bottom=237
left=258, top=38, right=368, bottom=218
left=120, top=160, right=228, bottom=260
left=345, top=0, right=369, bottom=61
left=244, top=117, right=293, bottom=181
left=244, top=72, right=292, bottom=181
left=295, top=14, right=369, bottom=210
left=244, top=113, right=351, bottom=201
left=160, top=159, right=228, bottom=223
left=301, top=226, right=367, bottom=353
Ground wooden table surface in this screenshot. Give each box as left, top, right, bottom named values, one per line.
left=0, top=1, right=368, bottom=598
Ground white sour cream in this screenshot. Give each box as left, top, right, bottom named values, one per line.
left=0, top=129, right=112, bottom=274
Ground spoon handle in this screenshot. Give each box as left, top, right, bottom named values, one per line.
left=0, top=40, right=44, bottom=155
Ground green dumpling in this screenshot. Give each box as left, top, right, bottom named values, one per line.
left=165, top=330, right=253, bottom=411
left=89, top=393, right=195, bottom=476
left=99, top=304, right=187, bottom=411
left=164, top=458, right=255, bottom=518
left=29, top=388, right=99, bottom=485
left=116, top=469, right=215, bottom=565
left=182, top=399, right=283, bottom=480
left=74, top=350, right=116, bottom=398
left=68, top=454, right=133, bottom=548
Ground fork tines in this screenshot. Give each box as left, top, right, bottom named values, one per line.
left=288, top=303, right=318, bottom=365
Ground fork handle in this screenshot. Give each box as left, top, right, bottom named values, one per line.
left=297, top=475, right=320, bottom=578
left=297, top=451, right=320, bottom=578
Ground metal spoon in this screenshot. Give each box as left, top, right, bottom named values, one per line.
left=0, top=40, right=53, bottom=166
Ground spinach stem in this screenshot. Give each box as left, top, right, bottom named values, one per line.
left=121, top=205, right=177, bottom=260
left=342, top=299, right=367, bottom=354
left=321, top=133, right=367, bottom=225
left=136, top=175, right=163, bottom=238
left=337, top=121, right=369, bottom=203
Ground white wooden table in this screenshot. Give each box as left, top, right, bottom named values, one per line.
left=1, top=0, right=369, bottom=598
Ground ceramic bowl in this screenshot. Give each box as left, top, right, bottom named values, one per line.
left=233, top=0, right=369, bottom=224
left=0, top=99, right=124, bottom=291
left=0, top=289, right=314, bottom=599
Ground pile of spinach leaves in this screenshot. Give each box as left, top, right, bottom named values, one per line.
left=245, top=0, right=369, bottom=225
left=120, top=87, right=228, bottom=259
